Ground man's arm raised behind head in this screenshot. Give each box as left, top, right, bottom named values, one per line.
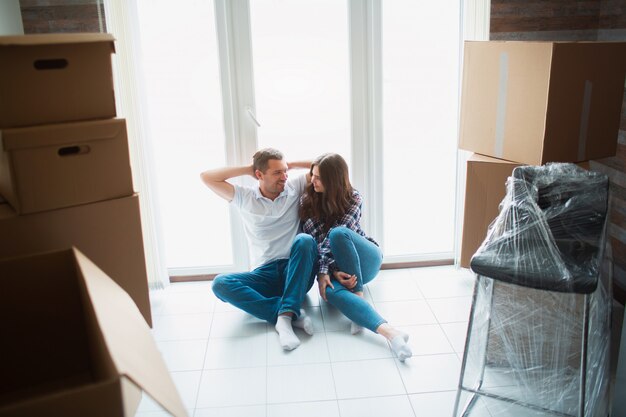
left=200, top=165, right=256, bottom=202
left=287, top=160, right=313, bottom=184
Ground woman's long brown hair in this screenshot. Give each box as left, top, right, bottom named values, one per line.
left=299, top=153, right=354, bottom=233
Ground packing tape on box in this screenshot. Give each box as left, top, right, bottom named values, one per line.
left=494, top=52, right=509, bottom=159
left=578, top=80, right=592, bottom=161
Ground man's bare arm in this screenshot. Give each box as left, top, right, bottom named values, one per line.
left=287, top=160, right=313, bottom=183
left=200, top=165, right=255, bottom=202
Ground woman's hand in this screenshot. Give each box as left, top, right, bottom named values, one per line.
left=317, top=274, right=334, bottom=302
left=333, top=270, right=357, bottom=290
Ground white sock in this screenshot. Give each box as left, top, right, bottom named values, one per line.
left=275, top=315, right=300, bottom=351
left=390, top=334, right=412, bottom=362
left=292, top=309, right=314, bottom=335
left=350, top=321, right=363, bottom=335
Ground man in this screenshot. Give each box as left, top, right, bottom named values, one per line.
left=200, top=148, right=317, bottom=350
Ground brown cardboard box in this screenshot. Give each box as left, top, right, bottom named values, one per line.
left=461, top=154, right=523, bottom=268
left=0, top=33, right=116, bottom=128
left=0, top=248, right=187, bottom=417
left=459, top=41, right=626, bottom=165
left=0, top=119, right=134, bottom=214
left=0, top=194, right=151, bottom=326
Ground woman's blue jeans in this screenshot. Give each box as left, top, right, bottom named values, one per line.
left=324, top=226, right=386, bottom=332
left=212, top=233, right=318, bottom=324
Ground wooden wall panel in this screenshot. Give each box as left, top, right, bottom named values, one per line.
left=491, top=0, right=626, bottom=303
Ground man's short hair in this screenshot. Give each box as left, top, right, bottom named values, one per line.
left=252, top=148, right=284, bottom=173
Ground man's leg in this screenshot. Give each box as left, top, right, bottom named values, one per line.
left=279, top=233, right=318, bottom=317
left=274, top=234, right=318, bottom=350
left=212, top=260, right=284, bottom=323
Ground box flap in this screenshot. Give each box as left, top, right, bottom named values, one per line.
left=73, top=249, right=188, bottom=417
left=1, top=119, right=126, bottom=151
left=0, top=33, right=115, bottom=47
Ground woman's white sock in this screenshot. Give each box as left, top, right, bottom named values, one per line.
left=390, top=334, right=412, bottom=362
left=350, top=321, right=363, bottom=335
left=275, top=315, right=300, bottom=351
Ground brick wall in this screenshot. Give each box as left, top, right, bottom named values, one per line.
left=491, top=0, right=626, bottom=303
left=20, top=0, right=105, bottom=34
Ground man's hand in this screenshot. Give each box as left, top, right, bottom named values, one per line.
left=317, top=273, right=334, bottom=302
left=333, top=270, right=357, bottom=290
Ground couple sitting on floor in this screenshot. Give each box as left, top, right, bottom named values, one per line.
left=200, top=148, right=412, bottom=361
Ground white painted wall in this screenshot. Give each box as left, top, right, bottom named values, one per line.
left=0, top=0, right=24, bottom=35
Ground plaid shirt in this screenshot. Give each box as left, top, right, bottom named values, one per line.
left=302, top=190, right=378, bottom=275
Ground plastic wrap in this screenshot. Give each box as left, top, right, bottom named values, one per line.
left=454, top=163, right=612, bottom=417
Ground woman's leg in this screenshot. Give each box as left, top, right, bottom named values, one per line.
left=325, top=282, right=386, bottom=332
left=324, top=283, right=412, bottom=361
left=328, top=227, right=382, bottom=291
left=326, top=227, right=412, bottom=361
left=327, top=226, right=382, bottom=333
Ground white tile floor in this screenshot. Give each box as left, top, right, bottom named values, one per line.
left=136, top=265, right=477, bottom=417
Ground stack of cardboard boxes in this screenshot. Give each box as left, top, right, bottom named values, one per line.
left=459, top=40, right=626, bottom=268
left=0, top=33, right=151, bottom=325
left=0, top=33, right=188, bottom=417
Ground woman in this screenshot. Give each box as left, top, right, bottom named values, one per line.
left=299, top=153, right=412, bottom=361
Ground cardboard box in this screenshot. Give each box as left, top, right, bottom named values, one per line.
left=0, top=248, right=187, bottom=417
left=0, top=33, right=116, bottom=128
left=0, top=118, right=134, bottom=214
left=461, top=154, right=523, bottom=268
left=459, top=41, right=626, bottom=165
left=0, top=194, right=151, bottom=326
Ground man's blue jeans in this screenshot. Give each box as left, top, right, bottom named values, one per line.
left=324, top=226, right=386, bottom=332
left=212, top=233, right=318, bottom=324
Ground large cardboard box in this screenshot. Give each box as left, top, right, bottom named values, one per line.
left=0, top=118, right=134, bottom=214
left=0, top=194, right=151, bottom=326
left=461, top=154, right=523, bottom=268
left=459, top=41, right=626, bottom=165
left=0, top=33, right=116, bottom=128
left=0, top=248, right=186, bottom=417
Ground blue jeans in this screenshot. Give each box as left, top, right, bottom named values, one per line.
left=212, top=233, right=318, bottom=324
left=324, top=226, right=386, bottom=332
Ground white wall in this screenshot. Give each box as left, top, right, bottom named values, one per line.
left=0, top=0, right=24, bottom=35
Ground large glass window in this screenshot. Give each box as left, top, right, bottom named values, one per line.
left=250, top=0, right=351, bottom=165
left=136, top=0, right=232, bottom=271
left=381, top=0, right=460, bottom=257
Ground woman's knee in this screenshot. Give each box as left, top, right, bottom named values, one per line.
left=329, top=226, right=353, bottom=251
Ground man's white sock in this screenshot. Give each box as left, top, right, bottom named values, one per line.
left=292, top=309, right=314, bottom=335
left=275, top=315, right=300, bottom=350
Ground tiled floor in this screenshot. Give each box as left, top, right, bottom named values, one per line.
left=136, top=265, right=477, bottom=417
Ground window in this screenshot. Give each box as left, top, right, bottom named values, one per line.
left=136, top=0, right=232, bottom=272
left=133, top=0, right=465, bottom=275
left=250, top=0, right=351, bottom=164
left=381, top=0, right=460, bottom=258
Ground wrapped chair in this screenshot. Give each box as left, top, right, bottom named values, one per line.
left=453, top=163, right=612, bottom=417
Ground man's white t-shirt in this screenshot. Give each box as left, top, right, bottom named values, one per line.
left=231, top=174, right=307, bottom=269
